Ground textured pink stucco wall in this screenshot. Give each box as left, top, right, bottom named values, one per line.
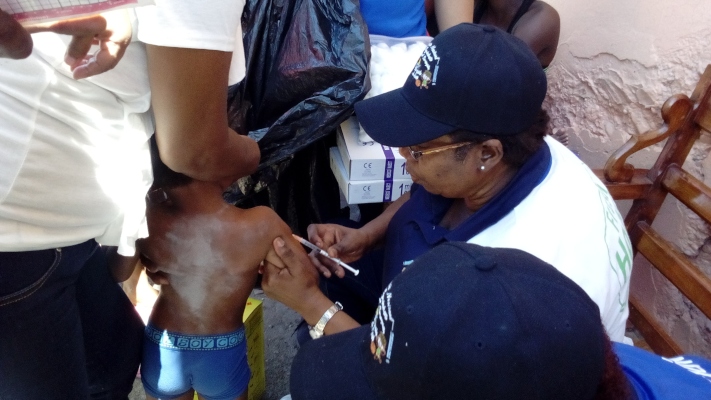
left=544, top=0, right=711, bottom=355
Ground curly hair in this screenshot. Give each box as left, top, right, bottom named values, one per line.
left=594, top=333, right=635, bottom=400
left=448, top=109, right=550, bottom=168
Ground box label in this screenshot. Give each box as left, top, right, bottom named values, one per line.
left=381, top=145, right=396, bottom=180
left=382, top=145, right=396, bottom=201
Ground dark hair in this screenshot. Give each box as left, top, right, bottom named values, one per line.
left=593, top=332, right=635, bottom=400
left=449, top=109, right=550, bottom=168
left=149, top=134, right=192, bottom=189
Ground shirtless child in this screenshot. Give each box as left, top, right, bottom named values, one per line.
left=128, top=140, right=307, bottom=400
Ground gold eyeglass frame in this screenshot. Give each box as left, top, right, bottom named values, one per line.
left=407, top=142, right=473, bottom=160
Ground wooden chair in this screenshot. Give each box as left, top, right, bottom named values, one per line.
left=593, top=65, right=711, bottom=356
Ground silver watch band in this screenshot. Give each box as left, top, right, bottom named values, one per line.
left=309, top=302, right=343, bottom=339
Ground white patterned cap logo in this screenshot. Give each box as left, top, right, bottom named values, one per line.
left=411, top=44, right=441, bottom=89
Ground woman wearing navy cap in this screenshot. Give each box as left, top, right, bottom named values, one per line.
left=288, top=23, right=633, bottom=346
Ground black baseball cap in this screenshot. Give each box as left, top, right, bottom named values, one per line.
left=354, top=23, right=547, bottom=147
left=290, top=243, right=605, bottom=400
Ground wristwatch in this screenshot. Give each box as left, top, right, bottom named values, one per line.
left=309, top=302, right=343, bottom=339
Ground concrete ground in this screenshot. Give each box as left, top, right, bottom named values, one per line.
left=128, top=289, right=301, bottom=400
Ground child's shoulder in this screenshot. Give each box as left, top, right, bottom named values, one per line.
left=227, top=205, right=280, bottom=221
left=224, top=205, right=288, bottom=234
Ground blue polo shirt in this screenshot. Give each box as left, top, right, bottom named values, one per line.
left=381, top=142, right=552, bottom=286
left=359, top=0, right=427, bottom=38
left=615, top=343, right=711, bottom=399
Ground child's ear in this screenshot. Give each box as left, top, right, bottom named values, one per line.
left=145, top=270, right=170, bottom=286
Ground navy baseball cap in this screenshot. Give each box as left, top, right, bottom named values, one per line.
left=290, top=243, right=605, bottom=400
left=354, top=23, right=547, bottom=147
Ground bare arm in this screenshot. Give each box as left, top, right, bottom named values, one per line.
left=433, top=0, right=474, bottom=32
left=510, top=2, right=560, bottom=68
left=359, top=191, right=410, bottom=248
left=146, top=45, right=260, bottom=186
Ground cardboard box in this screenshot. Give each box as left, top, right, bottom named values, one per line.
left=193, top=297, right=264, bottom=400
left=337, top=116, right=411, bottom=181
left=330, top=147, right=412, bottom=204
left=243, top=297, right=265, bottom=400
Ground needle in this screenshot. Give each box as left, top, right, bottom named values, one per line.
left=292, top=234, right=360, bottom=276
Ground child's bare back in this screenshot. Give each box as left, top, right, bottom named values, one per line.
left=136, top=157, right=301, bottom=400
left=145, top=179, right=290, bottom=335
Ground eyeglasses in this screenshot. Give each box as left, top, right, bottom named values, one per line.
left=407, top=142, right=473, bottom=161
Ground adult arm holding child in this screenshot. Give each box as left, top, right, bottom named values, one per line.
left=136, top=0, right=260, bottom=186
left=145, top=45, right=260, bottom=185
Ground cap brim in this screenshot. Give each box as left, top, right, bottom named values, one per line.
left=289, top=326, right=379, bottom=400
left=354, top=89, right=456, bottom=147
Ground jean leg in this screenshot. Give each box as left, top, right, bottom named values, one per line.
left=76, top=247, right=144, bottom=400
left=0, top=242, right=95, bottom=400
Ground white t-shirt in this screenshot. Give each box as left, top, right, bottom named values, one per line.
left=0, top=24, right=153, bottom=255
left=0, top=1, right=248, bottom=256
left=135, top=0, right=246, bottom=85
left=469, top=137, right=633, bottom=343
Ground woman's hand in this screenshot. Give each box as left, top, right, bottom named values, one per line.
left=25, top=10, right=132, bottom=79
left=260, top=237, right=324, bottom=316
left=306, top=223, right=372, bottom=278
left=261, top=236, right=361, bottom=334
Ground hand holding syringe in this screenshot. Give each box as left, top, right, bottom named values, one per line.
left=292, top=234, right=360, bottom=276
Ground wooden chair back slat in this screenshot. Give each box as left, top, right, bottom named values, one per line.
left=594, top=65, right=711, bottom=356
left=636, top=222, right=711, bottom=320
left=661, top=165, right=711, bottom=225
left=628, top=295, right=683, bottom=357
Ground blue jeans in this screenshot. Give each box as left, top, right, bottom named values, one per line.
left=0, top=240, right=144, bottom=399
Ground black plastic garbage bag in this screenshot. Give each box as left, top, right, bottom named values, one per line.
left=225, top=0, right=370, bottom=207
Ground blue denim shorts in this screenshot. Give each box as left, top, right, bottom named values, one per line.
left=141, top=324, right=250, bottom=400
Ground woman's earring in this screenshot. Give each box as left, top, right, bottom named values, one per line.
left=480, top=165, right=485, bottom=171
